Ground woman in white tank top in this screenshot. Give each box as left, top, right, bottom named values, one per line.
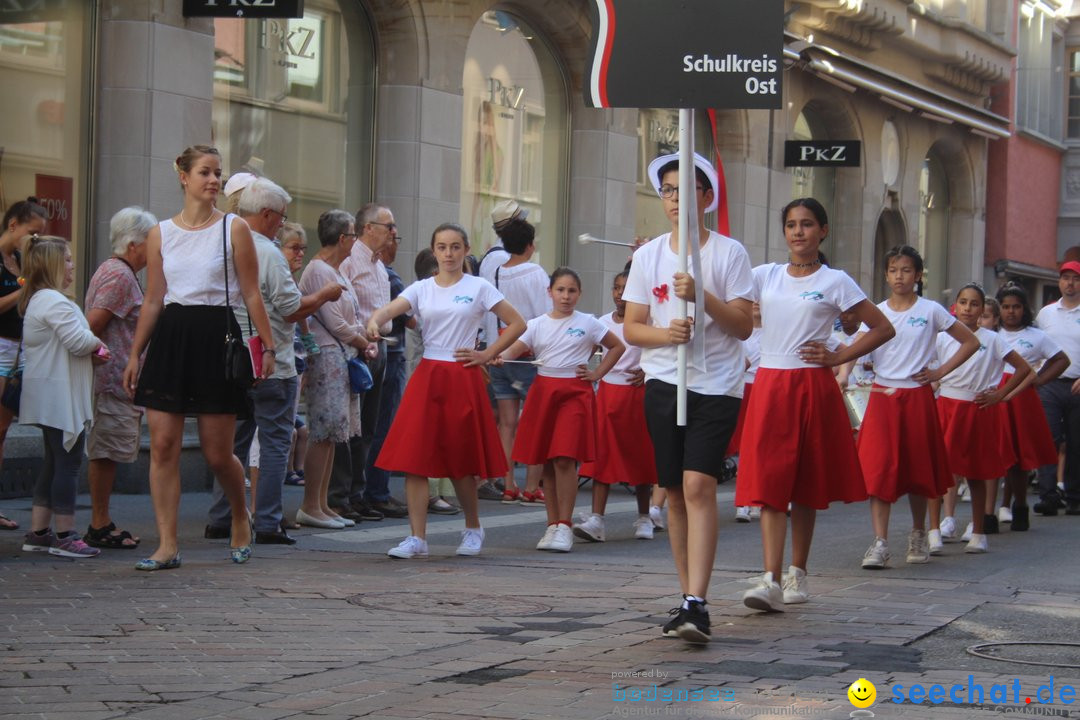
left=122, top=145, right=275, bottom=571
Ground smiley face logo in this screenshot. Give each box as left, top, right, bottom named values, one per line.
left=848, top=678, right=876, bottom=708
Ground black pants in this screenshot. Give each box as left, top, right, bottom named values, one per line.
left=1036, top=378, right=1080, bottom=504
left=328, top=343, right=386, bottom=508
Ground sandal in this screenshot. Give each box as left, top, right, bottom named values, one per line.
left=85, top=522, right=140, bottom=549
left=0, top=512, right=18, bottom=530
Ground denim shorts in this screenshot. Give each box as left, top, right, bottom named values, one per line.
left=489, top=362, right=538, bottom=401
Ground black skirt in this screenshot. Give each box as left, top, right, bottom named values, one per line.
left=134, top=304, right=252, bottom=418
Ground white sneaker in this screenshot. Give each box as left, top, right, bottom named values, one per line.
left=861, top=538, right=890, bottom=569
left=782, top=566, right=808, bottom=604
left=959, top=481, right=971, bottom=502
left=997, top=506, right=1013, bottom=524
left=536, top=524, right=558, bottom=551
left=387, top=535, right=428, bottom=559
left=649, top=505, right=666, bottom=531
left=743, top=571, right=785, bottom=612
left=927, top=529, right=943, bottom=555
left=455, top=527, right=484, bottom=556
left=548, top=524, right=573, bottom=552
left=749, top=506, right=761, bottom=519
left=906, top=529, right=930, bottom=564
left=965, top=533, right=988, bottom=553
left=735, top=506, right=751, bottom=523
left=961, top=521, right=974, bottom=543
left=633, top=515, right=654, bottom=539
left=572, top=513, right=605, bottom=542
left=940, top=516, right=957, bottom=541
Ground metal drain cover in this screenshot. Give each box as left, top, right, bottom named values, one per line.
left=348, top=592, right=551, bottom=617
left=967, top=642, right=1080, bottom=669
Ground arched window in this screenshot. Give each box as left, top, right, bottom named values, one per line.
left=460, top=10, right=568, bottom=269
left=212, top=0, right=375, bottom=233
left=918, top=151, right=950, bottom=304
left=791, top=108, right=837, bottom=262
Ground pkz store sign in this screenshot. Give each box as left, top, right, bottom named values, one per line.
left=784, top=140, right=862, bottom=167
left=584, top=0, right=783, bottom=109
left=183, top=0, right=305, bottom=18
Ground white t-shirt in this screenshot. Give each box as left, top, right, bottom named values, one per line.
left=1001, top=326, right=1062, bottom=374
left=743, top=327, right=762, bottom=384
left=869, top=296, right=955, bottom=388
left=478, top=245, right=511, bottom=344
left=491, top=262, right=551, bottom=329
left=398, top=274, right=504, bottom=362
left=936, top=326, right=1011, bottom=401
left=754, top=263, right=866, bottom=370
left=598, top=312, right=641, bottom=386
left=518, top=311, right=608, bottom=378
left=1036, top=300, right=1080, bottom=380
left=622, top=231, right=754, bottom=396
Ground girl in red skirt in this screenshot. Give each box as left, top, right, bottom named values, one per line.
left=931, top=283, right=1032, bottom=554
left=738, top=198, right=894, bottom=612
left=499, top=267, right=624, bottom=553
left=856, top=245, right=979, bottom=569
left=730, top=303, right=762, bottom=522
left=367, top=223, right=525, bottom=559
left=996, top=284, right=1069, bottom=531
left=574, top=271, right=656, bottom=543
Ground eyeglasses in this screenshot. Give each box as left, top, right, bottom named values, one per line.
left=369, top=221, right=397, bottom=231
left=266, top=208, right=288, bottom=223
left=283, top=244, right=307, bottom=253
left=658, top=184, right=704, bottom=199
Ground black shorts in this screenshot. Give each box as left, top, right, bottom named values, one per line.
left=643, top=379, right=740, bottom=488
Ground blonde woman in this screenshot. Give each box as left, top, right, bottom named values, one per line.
left=19, top=235, right=108, bottom=557
left=122, top=144, right=276, bottom=571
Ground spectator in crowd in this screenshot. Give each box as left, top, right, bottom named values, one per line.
left=365, top=224, right=409, bottom=516
left=0, top=197, right=47, bottom=531
left=332, top=203, right=406, bottom=520
left=296, top=209, right=373, bottom=529
left=83, top=206, right=156, bottom=549
left=19, top=235, right=109, bottom=558
left=205, top=178, right=343, bottom=544
left=123, top=144, right=276, bottom=571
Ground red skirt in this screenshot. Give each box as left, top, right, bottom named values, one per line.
left=725, top=381, right=753, bottom=456
left=1001, top=373, right=1057, bottom=470
left=735, top=367, right=867, bottom=510
left=376, top=359, right=507, bottom=479
left=512, top=375, right=596, bottom=464
left=936, top=396, right=1017, bottom=480
left=856, top=385, right=954, bottom=502
left=588, top=382, right=655, bottom=486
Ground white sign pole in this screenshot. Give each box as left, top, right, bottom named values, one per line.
left=677, top=108, right=692, bottom=426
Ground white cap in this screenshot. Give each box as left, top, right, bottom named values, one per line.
left=224, top=171, right=257, bottom=198
left=646, top=152, right=719, bottom=213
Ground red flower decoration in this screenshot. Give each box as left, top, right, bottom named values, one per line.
left=652, top=283, right=669, bottom=303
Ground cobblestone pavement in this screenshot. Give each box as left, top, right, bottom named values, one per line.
left=1, top=490, right=1078, bottom=720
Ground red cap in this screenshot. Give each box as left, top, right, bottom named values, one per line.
left=1061, top=261, right=1080, bottom=276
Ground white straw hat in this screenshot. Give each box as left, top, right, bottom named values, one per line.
left=646, top=152, right=719, bottom=213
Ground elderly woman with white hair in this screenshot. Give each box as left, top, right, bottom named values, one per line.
left=82, top=206, right=156, bottom=549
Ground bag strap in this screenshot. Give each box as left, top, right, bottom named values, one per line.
left=9, top=342, right=21, bottom=378
left=221, top=213, right=240, bottom=340
left=310, top=313, right=348, bottom=355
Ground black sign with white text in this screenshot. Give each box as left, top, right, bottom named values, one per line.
left=584, top=0, right=783, bottom=110
left=182, top=0, right=304, bottom=18
left=784, top=141, right=862, bottom=168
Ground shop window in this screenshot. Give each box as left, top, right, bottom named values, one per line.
left=0, top=2, right=93, bottom=293
left=634, top=109, right=716, bottom=240
left=1067, top=48, right=1080, bottom=139
left=918, top=152, right=951, bottom=305
left=212, top=0, right=375, bottom=239
left=460, top=10, right=568, bottom=269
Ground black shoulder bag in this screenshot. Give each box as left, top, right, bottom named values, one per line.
left=221, top=214, right=254, bottom=388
